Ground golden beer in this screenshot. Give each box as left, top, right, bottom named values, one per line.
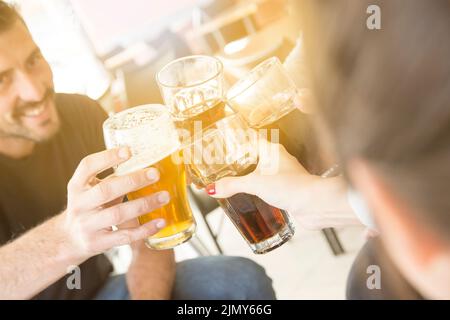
left=103, top=104, right=196, bottom=250
left=127, top=151, right=195, bottom=249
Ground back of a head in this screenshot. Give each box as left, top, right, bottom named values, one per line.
left=298, top=0, right=450, bottom=243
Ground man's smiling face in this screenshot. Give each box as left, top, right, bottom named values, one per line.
left=0, top=20, right=59, bottom=142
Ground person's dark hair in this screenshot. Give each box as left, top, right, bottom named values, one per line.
left=0, top=0, right=22, bottom=32
left=299, top=0, right=450, bottom=243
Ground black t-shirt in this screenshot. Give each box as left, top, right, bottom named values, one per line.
left=0, top=93, right=113, bottom=299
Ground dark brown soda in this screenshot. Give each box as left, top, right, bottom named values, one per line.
left=215, top=164, right=290, bottom=245
left=217, top=193, right=289, bottom=245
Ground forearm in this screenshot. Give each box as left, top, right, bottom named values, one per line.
left=291, top=176, right=363, bottom=229
left=0, top=212, right=85, bottom=299
left=126, top=242, right=175, bottom=300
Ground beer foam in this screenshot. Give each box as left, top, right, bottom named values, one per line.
left=107, top=108, right=160, bottom=130
left=104, top=104, right=180, bottom=176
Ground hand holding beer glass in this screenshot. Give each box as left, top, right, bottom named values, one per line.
left=103, top=104, right=196, bottom=250
left=183, top=114, right=295, bottom=254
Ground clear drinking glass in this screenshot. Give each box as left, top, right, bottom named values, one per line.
left=156, top=55, right=227, bottom=121
left=157, top=55, right=234, bottom=186
left=226, top=57, right=299, bottom=128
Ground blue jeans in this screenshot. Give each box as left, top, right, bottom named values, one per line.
left=94, top=255, right=276, bottom=300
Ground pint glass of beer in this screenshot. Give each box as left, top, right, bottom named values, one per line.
left=184, top=114, right=295, bottom=254
left=226, top=57, right=299, bottom=128
left=103, top=104, right=196, bottom=250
